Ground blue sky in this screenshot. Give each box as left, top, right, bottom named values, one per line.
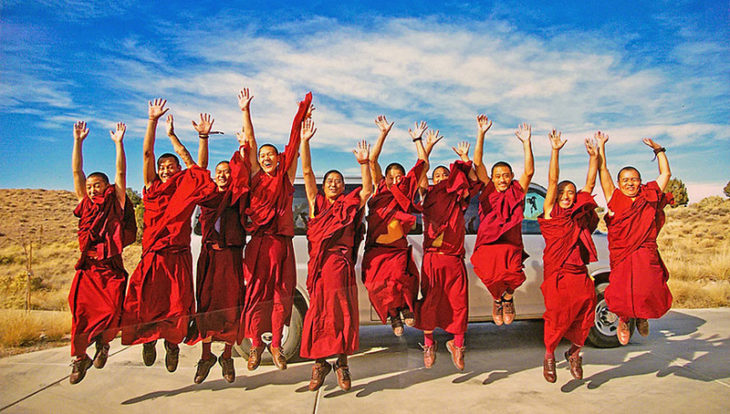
left=1, top=0, right=728, bottom=202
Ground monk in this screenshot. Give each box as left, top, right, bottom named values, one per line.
left=362, top=118, right=429, bottom=336
left=417, top=138, right=476, bottom=371
left=299, top=118, right=372, bottom=392
left=189, top=136, right=251, bottom=384
left=69, top=121, right=136, bottom=384
left=537, top=130, right=599, bottom=383
left=121, top=99, right=213, bottom=373
left=596, top=132, right=673, bottom=345
left=238, top=88, right=313, bottom=371
left=471, top=115, right=534, bottom=325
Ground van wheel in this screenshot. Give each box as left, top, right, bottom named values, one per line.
left=588, top=282, right=635, bottom=348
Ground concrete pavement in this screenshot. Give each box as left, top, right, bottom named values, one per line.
left=1, top=308, right=728, bottom=413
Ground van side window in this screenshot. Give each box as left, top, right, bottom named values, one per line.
left=522, top=190, right=544, bottom=234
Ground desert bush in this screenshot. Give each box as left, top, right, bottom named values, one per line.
left=665, top=178, right=688, bottom=207
left=0, top=310, right=71, bottom=347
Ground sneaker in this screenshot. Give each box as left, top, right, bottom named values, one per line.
left=565, top=350, right=583, bottom=380
left=333, top=361, right=352, bottom=391
left=93, top=341, right=110, bottom=369
left=269, top=346, right=287, bottom=370
left=219, top=356, right=236, bottom=383
left=142, top=341, right=157, bottom=366
left=502, top=297, right=515, bottom=325
left=247, top=345, right=265, bottom=371
left=164, top=341, right=180, bottom=373
left=308, top=361, right=332, bottom=391
left=401, top=309, right=416, bottom=327
left=543, top=356, right=557, bottom=383
left=193, top=354, right=217, bottom=384
left=617, top=319, right=631, bottom=346
left=390, top=315, right=404, bottom=337
left=422, top=342, right=437, bottom=369
left=69, top=355, right=93, bottom=385
left=446, top=339, right=465, bottom=371
left=492, top=300, right=504, bottom=326
left=636, top=318, right=650, bottom=337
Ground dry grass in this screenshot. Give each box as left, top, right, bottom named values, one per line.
left=0, top=309, right=71, bottom=355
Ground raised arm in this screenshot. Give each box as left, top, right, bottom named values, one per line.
left=583, top=138, right=599, bottom=194
left=354, top=140, right=373, bottom=207
left=595, top=131, right=616, bottom=203
left=72, top=121, right=89, bottom=202
left=543, top=129, right=566, bottom=218
left=473, top=114, right=492, bottom=184
left=515, top=122, right=534, bottom=193
left=299, top=118, right=318, bottom=209
left=109, top=122, right=127, bottom=207
left=452, top=141, right=478, bottom=181
left=192, top=113, right=214, bottom=169
left=144, top=98, right=169, bottom=189
left=643, top=138, right=671, bottom=191
left=165, top=114, right=196, bottom=168
left=369, top=115, right=394, bottom=184
left=237, top=88, right=259, bottom=175
left=409, top=122, right=430, bottom=189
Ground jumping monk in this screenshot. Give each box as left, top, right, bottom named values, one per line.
left=69, top=121, right=136, bottom=384
left=537, top=130, right=600, bottom=383
left=189, top=135, right=251, bottom=384
left=596, top=132, right=673, bottom=345
left=416, top=137, right=476, bottom=371
left=299, top=119, right=372, bottom=392
left=121, top=99, right=213, bottom=372
left=471, top=115, right=534, bottom=325
left=362, top=118, right=429, bottom=336
left=238, top=88, right=313, bottom=371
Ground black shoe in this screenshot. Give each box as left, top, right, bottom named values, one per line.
left=142, top=341, right=157, bottom=366
left=194, top=354, right=217, bottom=384
left=164, top=341, right=180, bottom=373
left=69, top=355, right=93, bottom=384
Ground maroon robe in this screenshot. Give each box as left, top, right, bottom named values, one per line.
left=604, top=181, right=673, bottom=320
left=121, top=165, right=212, bottom=345
left=538, top=191, right=599, bottom=353
left=470, top=180, right=528, bottom=299
left=362, top=160, right=425, bottom=324
left=240, top=92, right=312, bottom=347
left=69, top=186, right=136, bottom=357
left=300, top=189, right=364, bottom=359
left=416, top=161, right=472, bottom=334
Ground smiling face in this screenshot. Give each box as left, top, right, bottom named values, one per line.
left=385, top=164, right=406, bottom=188
left=157, top=156, right=181, bottom=183
left=85, top=175, right=109, bottom=198
left=557, top=181, right=577, bottom=209
left=323, top=171, right=344, bottom=200
left=215, top=162, right=231, bottom=190
left=617, top=167, right=642, bottom=198
left=258, top=145, right=279, bottom=175
left=432, top=166, right=450, bottom=185
left=491, top=165, right=514, bottom=192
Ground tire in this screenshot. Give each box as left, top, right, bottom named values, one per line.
left=587, top=282, right=636, bottom=348
left=233, top=291, right=307, bottom=363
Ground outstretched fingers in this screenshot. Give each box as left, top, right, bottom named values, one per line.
left=73, top=121, right=89, bottom=140
left=515, top=122, right=532, bottom=142
left=477, top=114, right=493, bottom=133
left=353, top=140, right=371, bottom=162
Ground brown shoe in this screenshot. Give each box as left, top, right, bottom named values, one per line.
left=543, top=356, right=557, bottom=383
left=390, top=315, right=404, bottom=337
left=502, top=297, right=515, bottom=325
left=164, top=341, right=179, bottom=373
left=93, top=341, right=110, bottom=369
left=617, top=319, right=631, bottom=346
left=270, top=346, right=287, bottom=370
left=219, top=356, right=236, bottom=383
left=247, top=345, right=265, bottom=371
left=308, top=361, right=332, bottom=391
left=194, top=354, right=217, bottom=384
left=334, top=361, right=352, bottom=391
left=142, top=341, right=156, bottom=366
left=564, top=350, right=583, bottom=380
left=492, top=300, right=504, bottom=326
left=446, top=339, right=465, bottom=371
left=422, top=342, right=437, bottom=368
left=69, top=355, right=93, bottom=385
left=636, top=318, right=649, bottom=337
left=402, top=308, right=416, bottom=327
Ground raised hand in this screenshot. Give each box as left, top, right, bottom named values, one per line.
left=452, top=141, right=471, bottom=158
left=585, top=138, right=598, bottom=157
left=235, top=130, right=247, bottom=147
left=409, top=121, right=428, bottom=141
left=192, top=113, right=214, bottom=136
left=374, top=115, right=394, bottom=135
left=425, top=129, right=444, bottom=154
left=594, top=131, right=609, bottom=146
left=166, top=114, right=175, bottom=136
left=300, top=118, right=317, bottom=141
left=642, top=137, right=662, bottom=150
left=548, top=129, right=566, bottom=150
left=73, top=121, right=89, bottom=141
left=477, top=114, right=493, bottom=134
left=109, top=122, right=126, bottom=143
left=515, top=123, right=532, bottom=143
left=306, top=104, right=316, bottom=119
left=237, top=88, right=253, bottom=111
left=353, top=140, right=370, bottom=163
left=148, top=98, right=169, bottom=120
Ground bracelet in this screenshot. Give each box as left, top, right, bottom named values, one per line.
left=653, top=147, right=666, bottom=155
left=358, top=159, right=370, bottom=165
left=198, top=134, right=209, bottom=140
left=412, top=137, right=423, bottom=142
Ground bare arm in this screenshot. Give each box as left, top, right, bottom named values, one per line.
left=192, top=113, right=214, bottom=169
left=409, top=122, right=431, bottom=190
left=300, top=118, right=318, bottom=209
left=474, top=114, right=492, bottom=184
left=369, top=115, right=393, bottom=184
left=109, top=122, right=127, bottom=207
left=143, top=98, right=169, bottom=189
left=72, top=121, right=89, bottom=202
left=354, top=140, right=373, bottom=207
left=516, top=123, right=534, bottom=193
left=165, top=114, right=196, bottom=168
left=643, top=138, right=671, bottom=191
left=595, top=131, right=616, bottom=203
left=583, top=138, right=599, bottom=194
left=543, top=129, right=566, bottom=219
left=452, top=141, right=478, bottom=181
left=237, top=88, right=259, bottom=175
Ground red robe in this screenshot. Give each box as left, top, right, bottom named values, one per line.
left=69, top=186, right=136, bottom=357
left=416, top=161, right=472, bottom=334
left=121, top=166, right=211, bottom=345
left=189, top=150, right=250, bottom=345
left=300, top=189, right=364, bottom=359
left=604, top=181, right=673, bottom=320
left=538, top=191, right=599, bottom=353
left=240, top=92, right=312, bottom=347
left=362, top=160, right=425, bottom=324
left=470, top=180, right=528, bottom=299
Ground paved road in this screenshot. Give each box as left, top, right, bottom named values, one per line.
left=1, top=308, right=728, bottom=413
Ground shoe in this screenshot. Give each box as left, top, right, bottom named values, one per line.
left=636, top=318, right=650, bottom=337
left=565, top=350, right=583, bottom=380
left=334, top=361, right=352, bottom=391
left=390, top=315, right=404, bottom=337
left=492, top=300, right=504, bottom=326
left=543, top=356, right=557, bottom=383
left=164, top=341, right=180, bottom=373
left=446, top=339, right=465, bottom=371
left=402, top=309, right=416, bottom=327
left=422, top=342, right=437, bottom=368
left=617, top=319, right=631, bottom=346
left=308, top=361, right=332, bottom=391
left=93, top=341, right=110, bottom=369
left=219, top=356, right=236, bottom=383
left=247, top=345, right=265, bottom=371
left=69, top=355, right=93, bottom=385
left=269, top=346, right=287, bottom=370
left=502, top=297, right=515, bottom=325
left=194, top=354, right=217, bottom=384
left=142, top=341, right=157, bottom=366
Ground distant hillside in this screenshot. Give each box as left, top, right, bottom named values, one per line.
left=0, top=189, right=79, bottom=248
